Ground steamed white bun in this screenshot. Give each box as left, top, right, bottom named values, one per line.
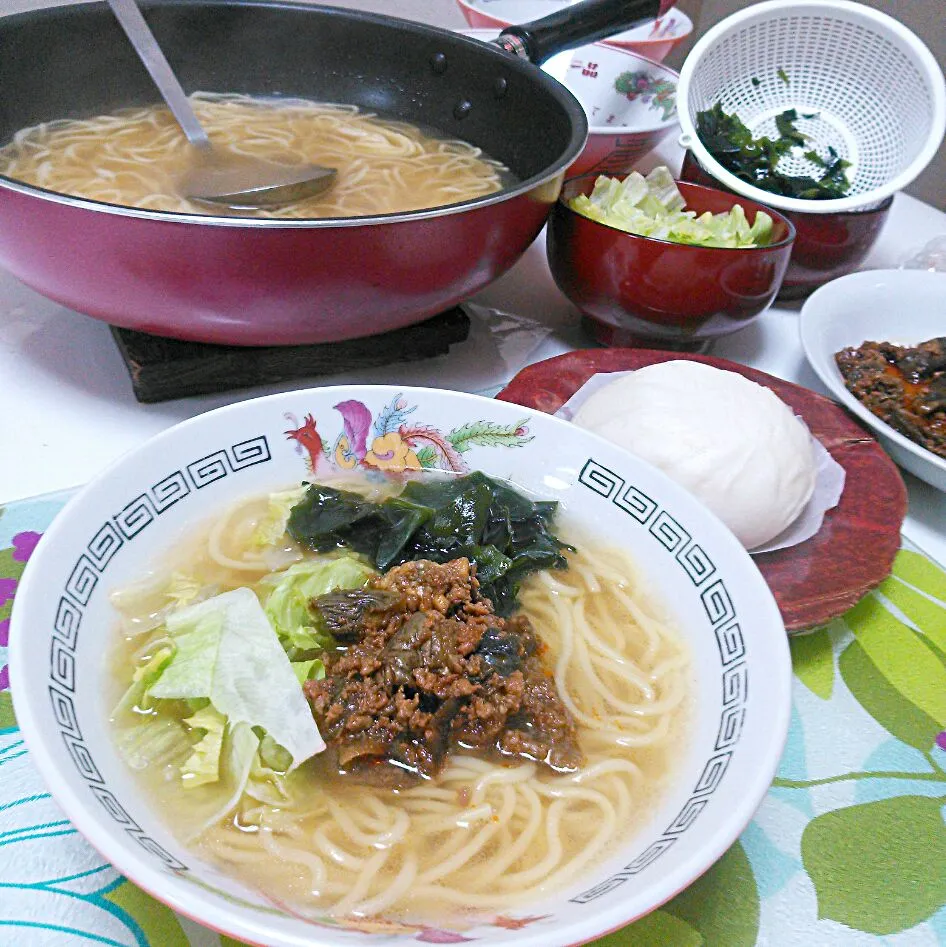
left=573, top=362, right=816, bottom=549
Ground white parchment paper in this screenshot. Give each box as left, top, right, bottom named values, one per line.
left=555, top=371, right=847, bottom=555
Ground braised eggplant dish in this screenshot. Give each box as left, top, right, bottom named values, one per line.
left=835, top=337, right=946, bottom=459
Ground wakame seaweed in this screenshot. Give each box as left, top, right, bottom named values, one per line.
left=286, top=472, right=572, bottom=615
left=695, top=102, right=851, bottom=200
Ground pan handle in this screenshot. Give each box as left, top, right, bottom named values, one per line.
left=497, top=0, right=672, bottom=65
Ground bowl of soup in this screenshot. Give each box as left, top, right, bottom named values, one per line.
left=9, top=385, right=791, bottom=945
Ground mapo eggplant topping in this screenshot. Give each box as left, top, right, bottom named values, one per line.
left=305, top=557, right=583, bottom=787
left=835, top=337, right=946, bottom=459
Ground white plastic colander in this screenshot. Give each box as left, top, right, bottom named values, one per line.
left=677, top=0, right=946, bottom=213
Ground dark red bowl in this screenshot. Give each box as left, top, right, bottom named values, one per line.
left=546, top=175, right=795, bottom=348
left=680, top=151, right=893, bottom=301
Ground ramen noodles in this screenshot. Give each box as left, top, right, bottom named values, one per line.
left=0, top=93, right=509, bottom=218
left=108, top=475, right=691, bottom=924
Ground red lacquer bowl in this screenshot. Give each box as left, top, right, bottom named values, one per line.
left=680, top=151, right=894, bottom=300
left=546, top=176, right=795, bottom=348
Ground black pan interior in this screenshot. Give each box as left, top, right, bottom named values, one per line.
left=0, top=0, right=586, bottom=183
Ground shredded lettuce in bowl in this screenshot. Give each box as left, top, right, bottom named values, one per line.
left=568, top=166, right=775, bottom=249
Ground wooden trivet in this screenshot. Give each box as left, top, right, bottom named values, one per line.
left=111, top=307, right=471, bottom=403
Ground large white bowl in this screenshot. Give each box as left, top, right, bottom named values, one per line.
left=800, top=269, right=946, bottom=493
left=10, top=386, right=790, bottom=947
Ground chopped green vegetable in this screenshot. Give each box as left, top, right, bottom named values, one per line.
left=257, top=733, right=293, bottom=773
left=261, top=555, right=376, bottom=658
left=177, top=721, right=259, bottom=840
left=290, top=657, right=326, bottom=686
left=695, top=102, right=851, bottom=200
left=112, top=716, right=190, bottom=773
left=567, top=166, right=774, bottom=248
left=165, top=572, right=209, bottom=608
left=287, top=471, right=571, bottom=615
left=777, top=67, right=790, bottom=84
left=775, top=108, right=807, bottom=146
left=181, top=705, right=227, bottom=788
left=751, top=76, right=761, bottom=87
left=245, top=739, right=292, bottom=806
left=141, top=587, right=325, bottom=769
left=112, top=644, right=174, bottom=716
left=147, top=611, right=223, bottom=700
left=250, top=486, right=307, bottom=549
left=110, top=570, right=220, bottom=637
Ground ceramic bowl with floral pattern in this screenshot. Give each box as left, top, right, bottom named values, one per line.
left=464, top=29, right=680, bottom=177
left=10, top=386, right=790, bottom=947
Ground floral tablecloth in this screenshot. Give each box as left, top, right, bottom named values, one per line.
left=2, top=492, right=945, bottom=946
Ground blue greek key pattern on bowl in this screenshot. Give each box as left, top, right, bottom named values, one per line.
left=46, top=434, right=271, bottom=874
left=572, top=458, right=748, bottom=904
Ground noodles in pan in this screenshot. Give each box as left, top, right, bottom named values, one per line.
left=108, top=484, right=690, bottom=924
left=0, top=93, right=509, bottom=218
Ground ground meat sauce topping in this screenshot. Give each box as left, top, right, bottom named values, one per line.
left=304, top=557, right=583, bottom=787
left=834, top=337, right=946, bottom=459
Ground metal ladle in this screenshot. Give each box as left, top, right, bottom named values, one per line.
left=107, top=0, right=337, bottom=208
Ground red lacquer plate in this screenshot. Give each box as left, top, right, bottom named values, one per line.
left=497, top=349, right=907, bottom=632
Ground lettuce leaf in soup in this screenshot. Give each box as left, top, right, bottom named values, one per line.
left=141, top=588, right=325, bottom=768
left=259, top=555, right=376, bottom=657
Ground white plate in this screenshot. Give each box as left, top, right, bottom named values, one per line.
left=799, top=269, right=946, bottom=492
